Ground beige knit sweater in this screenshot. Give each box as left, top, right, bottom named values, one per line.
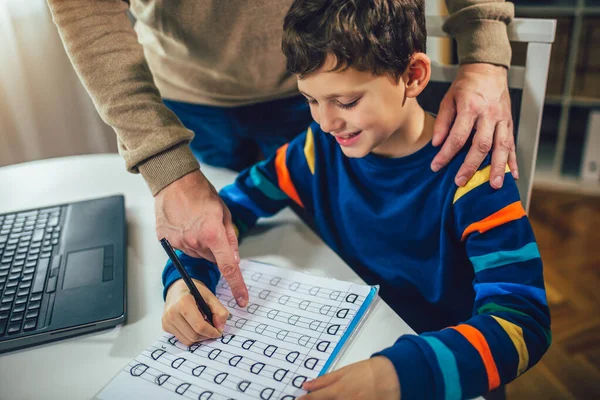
left=46, top=0, right=514, bottom=195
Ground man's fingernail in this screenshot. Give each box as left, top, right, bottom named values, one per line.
left=456, top=176, right=467, bottom=187
left=493, top=176, right=503, bottom=187
left=237, top=297, right=248, bottom=307
left=431, top=163, right=441, bottom=172
left=234, top=250, right=240, bottom=263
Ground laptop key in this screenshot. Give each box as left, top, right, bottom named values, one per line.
left=46, top=276, right=58, bottom=293
left=4, top=287, right=16, bottom=297
left=7, top=322, right=21, bottom=334
left=28, top=301, right=41, bottom=311
left=0, top=304, right=10, bottom=312
left=13, top=304, right=26, bottom=313
left=19, top=281, right=32, bottom=290
left=0, top=311, right=8, bottom=320
left=26, top=310, right=39, bottom=319
left=17, top=211, right=37, bottom=219
left=1, top=296, right=14, bottom=304
left=32, top=230, right=45, bottom=242
left=30, top=293, right=42, bottom=302
left=15, top=296, right=28, bottom=306
left=23, top=319, right=37, bottom=331
left=32, top=258, right=50, bottom=293
left=10, top=313, right=23, bottom=323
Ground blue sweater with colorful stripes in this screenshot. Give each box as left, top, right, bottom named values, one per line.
left=163, top=122, right=551, bottom=399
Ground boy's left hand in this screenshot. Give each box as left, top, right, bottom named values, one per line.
left=299, top=356, right=400, bottom=400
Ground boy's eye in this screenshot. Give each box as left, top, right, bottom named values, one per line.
left=337, top=98, right=360, bottom=110
left=305, top=98, right=318, bottom=106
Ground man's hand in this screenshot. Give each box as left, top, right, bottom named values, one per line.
left=163, top=279, right=229, bottom=345
left=155, top=170, right=248, bottom=306
left=431, top=63, right=519, bottom=189
left=299, top=357, right=400, bottom=400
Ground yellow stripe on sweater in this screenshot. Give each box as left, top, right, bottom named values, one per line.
left=491, top=316, right=529, bottom=377
left=304, top=127, right=315, bottom=175
left=454, top=165, right=511, bottom=204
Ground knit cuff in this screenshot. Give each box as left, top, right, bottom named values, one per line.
left=137, top=143, right=200, bottom=196
left=450, top=19, right=512, bottom=68
left=162, top=251, right=221, bottom=300
left=373, top=337, right=436, bottom=400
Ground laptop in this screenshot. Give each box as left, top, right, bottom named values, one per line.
left=0, top=195, right=127, bottom=353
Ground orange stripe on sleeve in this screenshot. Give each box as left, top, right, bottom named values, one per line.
left=452, top=324, right=501, bottom=391
left=275, top=144, right=304, bottom=207
left=461, top=201, right=526, bottom=241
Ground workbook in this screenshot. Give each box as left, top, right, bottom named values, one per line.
left=96, top=260, right=379, bottom=400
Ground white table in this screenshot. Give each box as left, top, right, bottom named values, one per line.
left=0, top=154, right=415, bottom=400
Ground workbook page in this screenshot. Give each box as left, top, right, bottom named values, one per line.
left=97, top=260, right=376, bottom=400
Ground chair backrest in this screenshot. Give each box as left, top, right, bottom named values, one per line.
left=421, top=17, right=556, bottom=212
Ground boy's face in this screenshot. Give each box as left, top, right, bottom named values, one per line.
left=297, top=55, right=411, bottom=158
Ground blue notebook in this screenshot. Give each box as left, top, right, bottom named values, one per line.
left=97, top=260, right=379, bottom=400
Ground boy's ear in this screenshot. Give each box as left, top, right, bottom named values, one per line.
left=404, top=53, right=431, bottom=98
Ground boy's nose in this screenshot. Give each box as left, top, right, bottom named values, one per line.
left=318, top=108, right=343, bottom=133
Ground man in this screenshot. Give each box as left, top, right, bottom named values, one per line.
left=47, top=0, right=517, bottom=307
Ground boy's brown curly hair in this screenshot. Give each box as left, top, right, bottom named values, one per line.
left=282, top=0, right=427, bottom=80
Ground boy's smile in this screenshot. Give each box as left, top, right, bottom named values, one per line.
left=297, top=54, right=433, bottom=159
left=332, top=130, right=362, bottom=146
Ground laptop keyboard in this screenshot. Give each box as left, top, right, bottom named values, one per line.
left=0, top=207, right=63, bottom=337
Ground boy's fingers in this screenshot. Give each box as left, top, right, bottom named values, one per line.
left=164, top=322, right=193, bottom=347
left=201, top=292, right=229, bottom=332
left=180, top=294, right=221, bottom=338
left=303, top=369, right=343, bottom=391
left=195, top=281, right=229, bottom=332
left=299, top=385, right=339, bottom=400
left=172, top=312, right=203, bottom=343
left=211, top=229, right=248, bottom=307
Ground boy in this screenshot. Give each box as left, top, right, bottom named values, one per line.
left=161, top=0, right=551, bottom=398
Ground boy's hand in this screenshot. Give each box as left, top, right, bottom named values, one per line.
left=431, top=63, right=519, bottom=189
left=162, top=279, right=229, bottom=346
left=299, top=357, right=400, bottom=400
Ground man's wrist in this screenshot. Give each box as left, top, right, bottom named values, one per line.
left=459, top=62, right=508, bottom=75
left=138, top=143, right=200, bottom=196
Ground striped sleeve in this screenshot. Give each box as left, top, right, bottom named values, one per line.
left=161, top=125, right=317, bottom=295
left=220, top=125, right=316, bottom=238
left=375, top=165, right=551, bottom=400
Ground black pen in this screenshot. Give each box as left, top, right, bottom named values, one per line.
left=160, top=238, right=215, bottom=327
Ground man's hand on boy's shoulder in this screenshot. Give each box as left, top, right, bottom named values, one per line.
left=299, top=356, right=400, bottom=400
left=430, top=63, right=519, bottom=189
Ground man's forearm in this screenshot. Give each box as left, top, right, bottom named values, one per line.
left=47, top=0, right=199, bottom=195
left=444, top=0, right=514, bottom=68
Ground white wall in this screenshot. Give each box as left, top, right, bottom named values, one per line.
left=0, top=0, right=117, bottom=167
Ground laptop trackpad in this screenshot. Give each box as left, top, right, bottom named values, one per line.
left=63, top=248, right=104, bottom=290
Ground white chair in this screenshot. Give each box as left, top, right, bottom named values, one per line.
left=422, top=17, right=557, bottom=212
